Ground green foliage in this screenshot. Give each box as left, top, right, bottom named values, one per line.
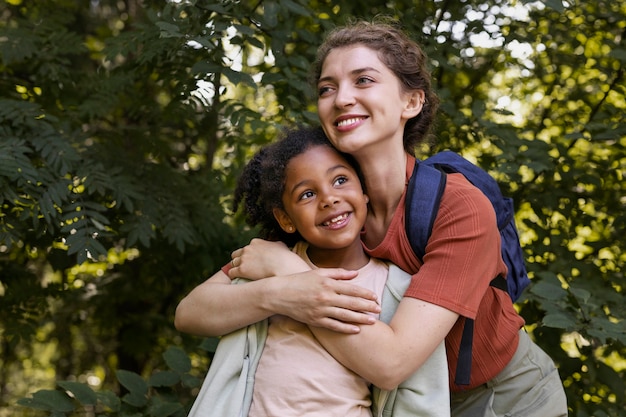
left=0, top=0, right=624, bottom=416
left=17, top=346, right=201, bottom=416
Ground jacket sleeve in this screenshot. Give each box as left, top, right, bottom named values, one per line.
left=371, top=264, right=450, bottom=417
left=187, top=278, right=268, bottom=417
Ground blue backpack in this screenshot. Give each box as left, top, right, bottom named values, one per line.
left=405, top=150, right=531, bottom=386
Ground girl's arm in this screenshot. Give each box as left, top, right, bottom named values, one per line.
left=175, top=240, right=382, bottom=336
left=309, top=297, right=458, bottom=390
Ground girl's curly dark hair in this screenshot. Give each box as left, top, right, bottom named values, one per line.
left=233, top=126, right=362, bottom=247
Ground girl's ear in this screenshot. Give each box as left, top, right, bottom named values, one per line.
left=273, top=208, right=296, bottom=233
left=402, top=89, right=425, bottom=119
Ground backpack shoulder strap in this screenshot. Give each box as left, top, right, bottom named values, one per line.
left=424, top=151, right=514, bottom=229
left=405, top=161, right=447, bottom=261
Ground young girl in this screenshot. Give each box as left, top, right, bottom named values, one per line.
left=176, top=126, right=449, bottom=417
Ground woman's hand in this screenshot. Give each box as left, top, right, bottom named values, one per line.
left=269, top=268, right=381, bottom=333
left=225, top=238, right=381, bottom=333
left=229, top=238, right=309, bottom=280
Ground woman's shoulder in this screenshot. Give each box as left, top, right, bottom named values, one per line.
left=443, top=173, right=493, bottom=209
left=437, top=173, right=497, bottom=227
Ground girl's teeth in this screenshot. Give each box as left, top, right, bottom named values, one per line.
left=324, top=213, right=347, bottom=225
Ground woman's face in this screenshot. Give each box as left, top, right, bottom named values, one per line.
left=317, top=45, right=418, bottom=157
left=273, top=145, right=368, bottom=256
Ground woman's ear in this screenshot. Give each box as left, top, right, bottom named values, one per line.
left=273, top=208, right=296, bottom=233
left=402, top=89, right=425, bottom=119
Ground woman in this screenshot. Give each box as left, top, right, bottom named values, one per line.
left=176, top=19, right=568, bottom=416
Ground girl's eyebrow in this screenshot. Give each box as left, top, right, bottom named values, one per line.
left=287, top=164, right=351, bottom=194
left=318, top=66, right=382, bottom=84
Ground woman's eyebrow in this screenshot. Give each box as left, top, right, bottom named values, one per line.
left=318, top=66, right=382, bottom=83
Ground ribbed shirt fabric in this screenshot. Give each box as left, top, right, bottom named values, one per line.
left=362, top=156, right=524, bottom=392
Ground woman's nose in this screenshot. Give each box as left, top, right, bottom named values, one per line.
left=334, top=86, right=355, bottom=108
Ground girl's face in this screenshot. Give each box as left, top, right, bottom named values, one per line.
left=317, top=45, right=421, bottom=158
left=273, top=145, right=369, bottom=258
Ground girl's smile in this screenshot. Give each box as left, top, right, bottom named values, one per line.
left=273, top=144, right=369, bottom=267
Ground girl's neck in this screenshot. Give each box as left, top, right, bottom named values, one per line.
left=306, top=243, right=370, bottom=270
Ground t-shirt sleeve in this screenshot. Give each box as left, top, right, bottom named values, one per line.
left=404, top=173, right=505, bottom=319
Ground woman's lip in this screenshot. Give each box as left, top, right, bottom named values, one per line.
left=335, top=116, right=367, bottom=131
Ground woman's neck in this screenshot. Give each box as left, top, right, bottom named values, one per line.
left=351, top=149, right=408, bottom=248
left=359, top=151, right=408, bottom=220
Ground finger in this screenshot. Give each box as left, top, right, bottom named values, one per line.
left=338, top=296, right=381, bottom=315
left=336, top=309, right=377, bottom=326
left=313, top=318, right=362, bottom=334
left=231, top=248, right=242, bottom=258
left=227, top=266, right=238, bottom=279
left=333, top=281, right=379, bottom=301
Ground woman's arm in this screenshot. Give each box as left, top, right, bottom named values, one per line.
left=174, top=269, right=275, bottom=336
left=309, top=297, right=458, bottom=390
left=175, top=241, right=382, bottom=336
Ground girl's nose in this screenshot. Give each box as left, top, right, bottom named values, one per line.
left=319, top=192, right=340, bottom=208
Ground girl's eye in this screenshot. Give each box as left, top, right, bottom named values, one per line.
left=334, top=176, right=348, bottom=186
left=299, top=190, right=315, bottom=201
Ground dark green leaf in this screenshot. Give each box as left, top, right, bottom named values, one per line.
left=96, top=390, right=121, bottom=412
left=163, top=346, right=192, bottom=373
left=58, top=381, right=97, bottom=405
left=30, top=390, right=75, bottom=412
left=148, top=370, right=180, bottom=387
left=116, top=370, right=149, bottom=396
left=542, top=312, right=576, bottom=329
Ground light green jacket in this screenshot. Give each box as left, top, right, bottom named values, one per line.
left=188, top=264, right=450, bottom=417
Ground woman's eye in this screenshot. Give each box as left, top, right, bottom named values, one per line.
left=318, top=85, right=333, bottom=97
left=356, top=76, right=374, bottom=85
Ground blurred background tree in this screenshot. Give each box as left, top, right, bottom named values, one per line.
left=0, top=0, right=623, bottom=416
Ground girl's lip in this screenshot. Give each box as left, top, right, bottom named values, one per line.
left=320, top=212, right=351, bottom=229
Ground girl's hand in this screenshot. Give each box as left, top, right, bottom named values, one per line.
left=229, top=238, right=309, bottom=280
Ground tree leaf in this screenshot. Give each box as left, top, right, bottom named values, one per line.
left=542, top=312, right=576, bottom=329
left=116, top=370, right=148, bottom=396
left=96, top=390, right=121, bottom=412
left=163, top=346, right=192, bottom=374
left=58, top=381, right=97, bottom=405
left=23, top=390, right=75, bottom=412
left=148, top=370, right=180, bottom=387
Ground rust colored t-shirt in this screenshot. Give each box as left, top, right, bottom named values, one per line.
left=362, top=156, right=525, bottom=392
